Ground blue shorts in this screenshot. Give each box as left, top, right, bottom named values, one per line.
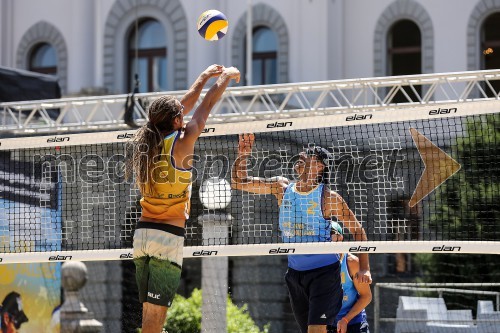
left=285, top=262, right=342, bottom=333
left=347, top=321, right=370, bottom=333
left=327, top=321, right=370, bottom=333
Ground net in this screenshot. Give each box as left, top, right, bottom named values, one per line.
left=1, top=100, right=500, bottom=263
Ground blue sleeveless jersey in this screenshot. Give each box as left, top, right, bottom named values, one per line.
left=337, top=254, right=366, bottom=324
left=278, top=183, right=339, bottom=271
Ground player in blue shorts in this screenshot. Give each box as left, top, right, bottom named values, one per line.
left=331, top=222, right=371, bottom=333
left=232, top=134, right=371, bottom=333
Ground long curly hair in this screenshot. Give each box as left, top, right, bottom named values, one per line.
left=127, top=95, right=182, bottom=193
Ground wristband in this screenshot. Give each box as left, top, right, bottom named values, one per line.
left=341, top=317, right=349, bottom=325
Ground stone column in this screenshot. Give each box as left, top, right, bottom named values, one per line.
left=60, top=261, right=103, bottom=333
left=199, top=213, right=232, bottom=333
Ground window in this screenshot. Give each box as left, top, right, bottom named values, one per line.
left=128, top=19, right=167, bottom=93
left=248, top=26, right=277, bottom=85
left=29, top=43, right=57, bottom=75
left=481, top=13, right=500, bottom=96
left=387, top=20, right=422, bottom=103
left=231, top=4, right=289, bottom=86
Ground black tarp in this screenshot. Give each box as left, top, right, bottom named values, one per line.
left=0, top=66, right=61, bottom=119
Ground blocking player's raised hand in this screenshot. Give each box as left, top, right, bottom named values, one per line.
left=222, top=66, right=240, bottom=83
left=238, top=133, right=255, bottom=156
left=183, top=66, right=240, bottom=143
left=181, top=64, right=223, bottom=115
left=202, top=64, right=224, bottom=79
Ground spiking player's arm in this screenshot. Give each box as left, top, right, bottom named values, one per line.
left=182, top=67, right=240, bottom=145
left=180, top=64, right=223, bottom=115
left=324, top=190, right=372, bottom=284
left=231, top=133, right=288, bottom=203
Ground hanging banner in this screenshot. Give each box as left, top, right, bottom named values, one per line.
left=0, top=155, right=62, bottom=332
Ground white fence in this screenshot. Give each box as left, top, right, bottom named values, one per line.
left=374, top=283, right=500, bottom=333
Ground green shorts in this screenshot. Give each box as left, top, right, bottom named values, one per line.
left=133, top=222, right=185, bottom=307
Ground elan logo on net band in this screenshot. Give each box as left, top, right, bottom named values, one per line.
left=48, top=255, right=73, bottom=261
left=267, top=121, right=293, bottom=128
left=346, top=114, right=373, bottom=122
left=192, top=250, right=218, bottom=256
left=349, top=246, right=377, bottom=252
left=117, top=133, right=134, bottom=139
left=202, top=127, right=215, bottom=133
left=47, top=136, right=70, bottom=143
left=432, top=245, right=461, bottom=252
left=269, top=247, right=295, bottom=254
left=428, top=107, right=458, bottom=116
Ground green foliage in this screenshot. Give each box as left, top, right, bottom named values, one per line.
left=414, top=114, right=500, bottom=305
left=164, top=289, right=202, bottom=333
left=164, top=289, right=269, bottom=333
left=425, top=114, right=500, bottom=242
left=227, top=300, right=270, bottom=333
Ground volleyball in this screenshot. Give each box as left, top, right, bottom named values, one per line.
left=197, top=9, right=228, bottom=41
left=199, top=177, right=232, bottom=210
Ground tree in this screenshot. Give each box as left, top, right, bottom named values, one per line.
left=164, top=289, right=270, bottom=333
left=415, top=114, right=500, bottom=307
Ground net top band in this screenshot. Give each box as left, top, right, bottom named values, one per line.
left=1, top=100, right=498, bottom=151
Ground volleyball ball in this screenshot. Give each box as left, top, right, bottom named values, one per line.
left=199, top=177, right=232, bottom=210
left=197, top=9, right=228, bottom=41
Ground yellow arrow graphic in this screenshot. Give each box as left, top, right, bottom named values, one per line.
left=409, top=128, right=461, bottom=207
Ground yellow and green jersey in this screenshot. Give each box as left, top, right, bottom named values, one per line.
left=140, top=130, right=192, bottom=220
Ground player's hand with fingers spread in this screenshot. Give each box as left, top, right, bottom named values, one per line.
left=203, top=64, right=224, bottom=78
left=222, top=66, right=241, bottom=83
left=355, top=269, right=372, bottom=284
left=238, top=133, right=255, bottom=155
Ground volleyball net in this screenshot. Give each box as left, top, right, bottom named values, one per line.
left=1, top=99, right=500, bottom=263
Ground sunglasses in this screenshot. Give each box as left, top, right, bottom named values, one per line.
left=174, top=104, right=184, bottom=118
left=7, top=313, right=22, bottom=329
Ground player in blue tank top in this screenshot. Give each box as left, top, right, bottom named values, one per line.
left=232, top=134, right=371, bottom=333
left=331, top=222, right=371, bottom=333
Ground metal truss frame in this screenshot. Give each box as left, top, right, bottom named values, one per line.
left=1, top=69, right=500, bottom=134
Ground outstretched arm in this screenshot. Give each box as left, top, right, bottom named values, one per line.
left=337, top=255, right=372, bottom=333
left=325, top=190, right=372, bottom=284
left=231, top=133, right=288, bottom=202
left=182, top=67, right=240, bottom=144
left=180, top=64, right=223, bottom=115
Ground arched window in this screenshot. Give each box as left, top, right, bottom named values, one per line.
left=481, top=12, right=500, bottom=96
left=29, top=43, right=57, bottom=75
left=387, top=20, right=422, bottom=102
left=128, top=19, right=167, bottom=93
left=250, top=26, right=277, bottom=85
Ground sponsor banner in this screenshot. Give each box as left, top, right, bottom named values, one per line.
left=0, top=264, right=60, bottom=333
left=1, top=100, right=499, bottom=150
left=181, top=242, right=499, bottom=256
left=0, top=158, right=62, bottom=332
left=0, top=241, right=498, bottom=264
left=0, top=250, right=135, bottom=264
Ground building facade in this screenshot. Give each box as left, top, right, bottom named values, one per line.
left=1, top=1, right=500, bottom=332
left=1, top=0, right=499, bottom=96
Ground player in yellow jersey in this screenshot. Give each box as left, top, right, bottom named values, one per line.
left=128, top=64, right=240, bottom=333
